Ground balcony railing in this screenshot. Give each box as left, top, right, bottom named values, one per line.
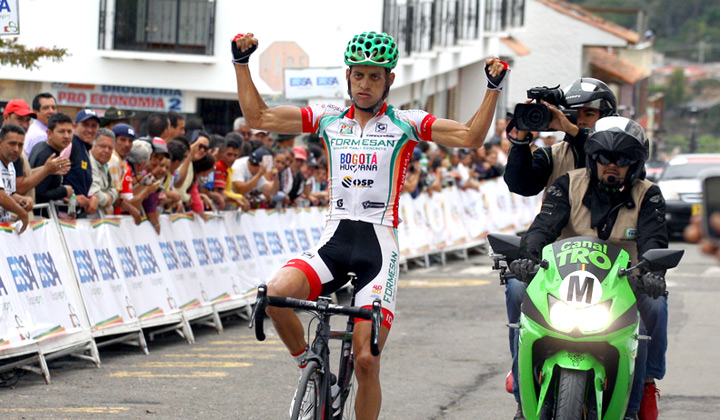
left=382, top=0, right=524, bottom=58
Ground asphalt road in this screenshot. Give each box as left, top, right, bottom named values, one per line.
left=0, top=241, right=717, bottom=420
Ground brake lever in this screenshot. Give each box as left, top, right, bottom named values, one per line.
left=249, top=284, right=268, bottom=341
left=370, top=299, right=382, bottom=357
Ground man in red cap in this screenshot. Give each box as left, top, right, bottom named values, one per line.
left=2, top=99, right=36, bottom=132
left=2, top=99, right=68, bottom=207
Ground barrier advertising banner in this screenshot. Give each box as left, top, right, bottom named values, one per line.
left=222, top=212, right=261, bottom=294
left=0, top=220, right=86, bottom=348
left=159, top=214, right=211, bottom=311
left=60, top=219, right=140, bottom=332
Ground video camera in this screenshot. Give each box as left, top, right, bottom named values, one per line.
left=513, top=85, right=577, bottom=131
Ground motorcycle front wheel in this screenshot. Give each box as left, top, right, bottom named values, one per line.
left=554, top=368, right=588, bottom=420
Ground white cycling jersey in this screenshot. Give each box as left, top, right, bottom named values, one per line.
left=301, top=103, right=436, bottom=227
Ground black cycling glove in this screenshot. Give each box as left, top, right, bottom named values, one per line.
left=485, top=60, right=510, bottom=91
left=642, top=272, right=666, bottom=299
left=509, top=258, right=538, bottom=284
left=231, top=34, right=258, bottom=65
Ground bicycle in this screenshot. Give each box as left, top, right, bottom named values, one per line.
left=250, top=273, right=382, bottom=420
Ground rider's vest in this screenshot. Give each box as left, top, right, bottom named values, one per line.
left=545, top=141, right=577, bottom=194
left=301, top=103, right=436, bottom=228
left=560, top=169, right=653, bottom=264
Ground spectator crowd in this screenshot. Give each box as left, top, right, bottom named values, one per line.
left=1, top=93, right=519, bottom=235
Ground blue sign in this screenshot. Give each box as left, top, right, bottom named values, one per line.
left=117, top=246, right=140, bottom=278
left=225, top=236, right=240, bottom=262
left=34, top=252, right=62, bottom=288
left=136, top=244, right=160, bottom=275
left=72, top=250, right=100, bottom=284
left=95, top=249, right=119, bottom=281
left=193, top=239, right=210, bottom=267
left=159, top=242, right=180, bottom=271
left=174, top=240, right=194, bottom=268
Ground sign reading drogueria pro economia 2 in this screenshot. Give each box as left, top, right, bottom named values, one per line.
left=0, top=0, right=19, bottom=35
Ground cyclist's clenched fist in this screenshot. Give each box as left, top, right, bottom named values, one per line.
left=231, top=33, right=259, bottom=65
left=484, top=57, right=510, bottom=91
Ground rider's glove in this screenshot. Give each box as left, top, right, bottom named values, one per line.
left=231, top=34, right=258, bottom=65
left=509, top=258, right=538, bottom=284
left=642, top=272, right=666, bottom=299
left=485, top=60, right=510, bottom=91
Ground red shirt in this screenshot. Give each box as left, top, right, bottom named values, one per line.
left=214, top=159, right=229, bottom=190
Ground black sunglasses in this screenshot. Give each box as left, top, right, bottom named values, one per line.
left=197, top=144, right=209, bottom=151
left=593, top=152, right=637, bottom=167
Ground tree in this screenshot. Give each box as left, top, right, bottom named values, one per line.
left=0, top=37, right=67, bottom=70
left=666, top=69, right=686, bottom=107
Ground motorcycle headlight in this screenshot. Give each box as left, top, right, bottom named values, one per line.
left=548, top=296, right=612, bottom=333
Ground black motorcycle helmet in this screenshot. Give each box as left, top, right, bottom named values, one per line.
left=585, top=116, right=649, bottom=188
left=563, top=78, right=618, bottom=118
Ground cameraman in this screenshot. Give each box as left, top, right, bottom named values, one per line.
left=503, top=78, right=617, bottom=197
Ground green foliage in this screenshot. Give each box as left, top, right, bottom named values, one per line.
left=692, top=78, right=720, bottom=95
left=0, top=38, right=68, bottom=70
left=698, top=134, right=720, bottom=154
left=666, top=69, right=686, bottom=106
left=662, top=134, right=689, bottom=154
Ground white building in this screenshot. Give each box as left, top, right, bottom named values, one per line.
left=0, top=0, right=526, bottom=134
left=497, top=0, right=652, bottom=121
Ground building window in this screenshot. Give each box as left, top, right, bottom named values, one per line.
left=383, top=0, right=522, bottom=58
left=484, top=0, right=525, bottom=33
left=103, top=0, right=215, bottom=55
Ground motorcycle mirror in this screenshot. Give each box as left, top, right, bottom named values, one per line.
left=488, top=233, right=522, bottom=260
left=640, top=249, right=684, bottom=272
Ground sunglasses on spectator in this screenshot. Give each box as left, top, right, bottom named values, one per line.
left=593, top=152, right=637, bottom=167
left=197, top=144, right=209, bottom=151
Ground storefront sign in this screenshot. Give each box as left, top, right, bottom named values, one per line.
left=284, top=67, right=345, bottom=100
left=0, top=0, right=19, bottom=35
left=52, top=83, right=184, bottom=112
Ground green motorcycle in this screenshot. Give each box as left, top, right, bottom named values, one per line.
left=488, top=234, right=683, bottom=420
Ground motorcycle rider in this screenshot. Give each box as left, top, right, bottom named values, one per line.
left=510, top=116, right=668, bottom=420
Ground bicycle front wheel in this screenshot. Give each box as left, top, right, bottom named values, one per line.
left=291, top=361, right=323, bottom=420
left=337, top=372, right=358, bottom=419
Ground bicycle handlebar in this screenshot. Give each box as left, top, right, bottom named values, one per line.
left=249, top=284, right=383, bottom=356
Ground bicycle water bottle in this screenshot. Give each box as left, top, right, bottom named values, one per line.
left=68, top=193, right=77, bottom=218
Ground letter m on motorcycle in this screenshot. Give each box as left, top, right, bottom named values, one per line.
left=567, top=275, right=593, bottom=304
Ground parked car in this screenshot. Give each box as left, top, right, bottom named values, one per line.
left=645, top=159, right=665, bottom=182
left=656, top=154, right=720, bottom=236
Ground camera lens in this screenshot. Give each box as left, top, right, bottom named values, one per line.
left=527, top=108, right=545, bottom=125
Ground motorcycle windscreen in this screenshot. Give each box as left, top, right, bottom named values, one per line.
left=547, top=236, right=627, bottom=306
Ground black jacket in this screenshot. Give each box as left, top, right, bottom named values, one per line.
left=29, top=142, right=67, bottom=203
left=503, top=129, right=590, bottom=196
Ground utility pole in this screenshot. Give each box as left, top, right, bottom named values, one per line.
left=689, top=106, right=699, bottom=153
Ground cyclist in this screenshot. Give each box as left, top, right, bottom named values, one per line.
left=232, top=31, right=509, bottom=420
left=510, top=116, right=668, bottom=420
left=501, top=77, right=618, bottom=419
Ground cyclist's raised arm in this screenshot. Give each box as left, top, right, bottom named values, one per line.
left=431, top=57, right=508, bottom=149
left=232, top=33, right=304, bottom=135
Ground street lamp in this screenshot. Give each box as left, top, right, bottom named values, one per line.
left=686, top=106, right=704, bottom=154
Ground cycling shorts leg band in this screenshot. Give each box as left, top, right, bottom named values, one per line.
left=283, top=259, right=323, bottom=301
left=354, top=305, right=395, bottom=330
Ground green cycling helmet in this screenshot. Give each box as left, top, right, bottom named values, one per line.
left=344, top=31, right=398, bottom=69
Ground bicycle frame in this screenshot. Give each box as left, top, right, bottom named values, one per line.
left=251, top=279, right=381, bottom=420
